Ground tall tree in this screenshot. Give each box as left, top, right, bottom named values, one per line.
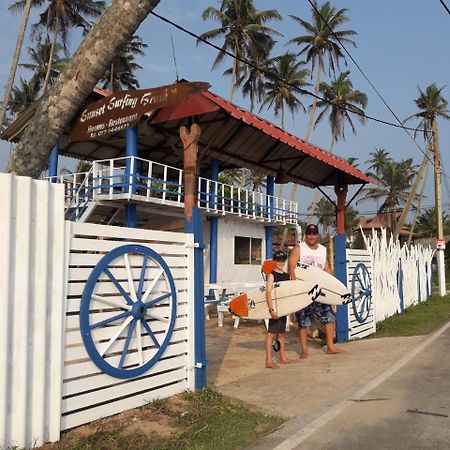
left=100, top=35, right=148, bottom=92
left=8, top=77, right=40, bottom=117
left=307, top=71, right=367, bottom=221
left=198, top=0, right=281, bottom=101
left=314, top=71, right=367, bottom=152
left=398, top=84, right=450, bottom=238
left=260, top=52, right=310, bottom=130
left=288, top=1, right=356, bottom=142
left=0, top=0, right=33, bottom=129
left=311, top=196, right=335, bottom=235
left=11, top=0, right=105, bottom=93
left=358, top=155, right=419, bottom=236
left=7, top=0, right=161, bottom=177
left=20, top=35, right=67, bottom=91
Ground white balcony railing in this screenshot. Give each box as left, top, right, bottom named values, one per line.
left=52, top=156, right=299, bottom=224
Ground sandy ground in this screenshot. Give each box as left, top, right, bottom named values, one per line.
left=205, top=314, right=423, bottom=421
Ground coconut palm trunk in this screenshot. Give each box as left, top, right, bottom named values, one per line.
left=407, top=163, right=429, bottom=245
left=7, top=0, right=161, bottom=177
left=42, top=15, right=60, bottom=93
left=0, top=0, right=33, bottom=128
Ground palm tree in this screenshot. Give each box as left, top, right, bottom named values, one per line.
left=20, top=35, right=67, bottom=91
left=314, top=71, right=368, bottom=151
left=414, top=207, right=444, bottom=238
left=365, top=148, right=393, bottom=178
left=260, top=52, right=310, bottom=130
left=8, top=77, right=40, bottom=117
left=397, top=84, right=450, bottom=238
left=288, top=1, right=357, bottom=142
left=7, top=0, right=162, bottom=177
left=311, top=196, right=335, bottom=235
left=0, top=0, right=33, bottom=129
left=100, top=35, right=148, bottom=92
left=307, top=71, right=367, bottom=221
left=11, top=0, right=105, bottom=93
left=358, top=156, right=419, bottom=236
left=198, top=0, right=282, bottom=100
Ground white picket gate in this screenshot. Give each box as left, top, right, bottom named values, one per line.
left=0, top=175, right=195, bottom=449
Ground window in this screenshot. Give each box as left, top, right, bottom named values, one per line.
left=234, top=236, right=262, bottom=265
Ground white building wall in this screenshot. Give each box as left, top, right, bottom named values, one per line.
left=204, top=216, right=266, bottom=285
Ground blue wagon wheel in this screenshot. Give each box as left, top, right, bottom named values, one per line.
left=351, top=262, right=372, bottom=323
left=80, top=244, right=177, bottom=379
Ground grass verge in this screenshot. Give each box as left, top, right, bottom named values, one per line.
left=40, top=388, right=284, bottom=450
left=371, top=294, right=450, bottom=338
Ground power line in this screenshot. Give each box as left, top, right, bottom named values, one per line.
left=438, top=0, right=450, bottom=16
left=305, top=0, right=439, bottom=174
left=149, top=11, right=430, bottom=134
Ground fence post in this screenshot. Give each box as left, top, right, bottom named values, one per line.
left=334, top=234, right=349, bottom=343
left=184, top=207, right=207, bottom=388
left=398, top=260, right=404, bottom=313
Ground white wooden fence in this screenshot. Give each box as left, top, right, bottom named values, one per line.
left=364, top=229, right=433, bottom=322
left=0, top=175, right=66, bottom=448
left=0, top=175, right=195, bottom=448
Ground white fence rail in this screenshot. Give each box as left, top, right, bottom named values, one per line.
left=0, top=175, right=66, bottom=448
left=0, top=175, right=195, bottom=448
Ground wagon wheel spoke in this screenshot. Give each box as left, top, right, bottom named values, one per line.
left=119, top=319, right=137, bottom=369
left=144, top=292, right=172, bottom=308
left=141, top=318, right=161, bottom=348
left=135, top=319, right=144, bottom=366
left=92, top=294, right=132, bottom=311
left=90, top=310, right=131, bottom=329
left=99, top=315, right=134, bottom=356
left=103, top=268, right=135, bottom=306
left=142, top=268, right=164, bottom=303
left=124, top=253, right=138, bottom=302
left=137, top=255, right=148, bottom=301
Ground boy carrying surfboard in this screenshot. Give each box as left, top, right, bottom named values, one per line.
left=265, top=250, right=296, bottom=369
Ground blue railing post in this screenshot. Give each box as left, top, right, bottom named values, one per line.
left=125, top=125, right=138, bottom=228
left=334, top=234, right=349, bottom=342
left=209, top=159, right=219, bottom=287
left=185, top=207, right=207, bottom=388
left=48, top=144, right=59, bottom=182
left=265, top=175, right=274, bottom=259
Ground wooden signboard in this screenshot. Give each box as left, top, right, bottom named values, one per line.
left=70, top=81, right=210, bottom=142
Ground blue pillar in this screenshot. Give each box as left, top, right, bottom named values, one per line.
left=334, top=234, right=349, bottom=343
left=125, top=125, right=138, bottom=228
left=48, top=144, right=59, bottom=182
left=185, top=207, right=207, bottom=388
left=398, top=260, right=404, bottom=313
left=210, top=158, right=219, bottom=286
left=265, top=175, right=274, bottom=259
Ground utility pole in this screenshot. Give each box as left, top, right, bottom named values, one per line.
left=432, top=119, right=446, bottom=297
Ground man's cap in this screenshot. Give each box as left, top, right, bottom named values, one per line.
left=305, top=223, right=319, bottom=235
left=273, top=250, right=288, bottom=261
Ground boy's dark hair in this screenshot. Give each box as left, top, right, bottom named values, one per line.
left=273, top=250, right=288, bottom=261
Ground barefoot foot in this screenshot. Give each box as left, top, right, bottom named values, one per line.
left=280, top=358, right=296, bottom=364
left=266, top=361, right=280, bottom=369
left=299, top=352, right=309, bottom=359
left=327, top=347, right=346, bottom=355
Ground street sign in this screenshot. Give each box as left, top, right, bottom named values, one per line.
left=70, top=81, right=210, bottom=142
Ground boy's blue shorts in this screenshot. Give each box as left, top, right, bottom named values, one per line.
left=295, top=302, right=335, bottom=327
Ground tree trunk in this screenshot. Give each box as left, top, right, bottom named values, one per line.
left=285, top=56, right=323, bottom=228
left=394, top=143, right=432, bottom=239
left=7, top=0, right=161, bottom=177
left=0, top=0, right=33, bottom=129
left=407, top=163, right=429, bottom=245
left=42, top=15, right=59, bottom=93
left=230, top=44, right=238, bottom=101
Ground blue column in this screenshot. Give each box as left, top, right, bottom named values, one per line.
left=334, top=234, right=349, bottom=343
left=48, top=144, right=59, bottom=182
left=398, top=260, right=404, bottom=313
left=185, top=207, right=207, bottom=388
left=125, top=125, right=138, bottom=228
left=265, top=175, right=274, bottom=259
left=209, top=158, right=219, bottom=286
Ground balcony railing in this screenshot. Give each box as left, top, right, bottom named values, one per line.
left=51, top=156, right=299, bottom=224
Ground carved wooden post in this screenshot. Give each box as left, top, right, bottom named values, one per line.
left=180, top=123, right=201, bottom=222
left=335, top=184, right=348, bottom=235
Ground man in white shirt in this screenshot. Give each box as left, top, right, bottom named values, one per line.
left=288, top=223, right=344, bottom=358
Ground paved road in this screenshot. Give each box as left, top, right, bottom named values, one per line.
left=266, top=322, right=450, bottom=450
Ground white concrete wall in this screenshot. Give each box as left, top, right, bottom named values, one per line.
left=204, top=216, right=267, bottom=286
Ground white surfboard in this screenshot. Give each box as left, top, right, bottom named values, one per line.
left=295, top=263, right=351, bottom=306
left=228, top=279, right=319, bottom=320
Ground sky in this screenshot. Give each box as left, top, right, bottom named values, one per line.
left=0, top=0, right=449, bottom=218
